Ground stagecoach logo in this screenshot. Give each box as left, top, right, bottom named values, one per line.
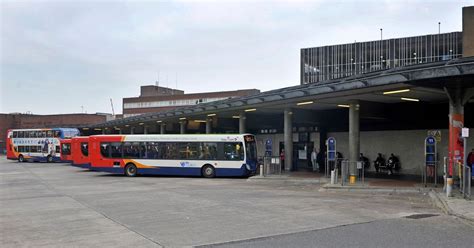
left=180, top=162, right=190, bottom=167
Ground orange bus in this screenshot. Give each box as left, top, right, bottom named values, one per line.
left=71, top=136, right=90, bottom=168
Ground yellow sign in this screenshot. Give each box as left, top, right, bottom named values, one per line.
left=427, top=130, right=441, bottom=142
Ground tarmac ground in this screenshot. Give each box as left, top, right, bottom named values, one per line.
left=0, top=158, right=472, bottom=247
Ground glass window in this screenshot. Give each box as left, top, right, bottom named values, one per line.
left=40, top=131, right=46, bottom=138
left=223, top=142, right=244, bottom=161
left=245, top=140, right=257, bottom=162
left=46, top=130, right=53, bottom=137
left=162, top=142, right=178, bottom=160
left=13, top=131, right=17, bottom=138
left=30, top=146, right=38, bottom=153
left=61, top=143, right=71, bottom=155
left=123, top=142, right=140, bottom=159
left=24, top=132, right=29, bottom=138
left=55, top=146, right=60, bottom=153
left=18, top=131, right=24, bottom=138
left=145, top=142, right=160, bottom=159
left=110, top=142, right=122, bottom=158
left=199, top=142, right=218, bottom=160
left=54, top=131, right=61, bottom=138
left=179, top=142, right=200, bottom=160
left=100, top=143, right=110, bottom=158
left=81, top=142, right=89, bottom=157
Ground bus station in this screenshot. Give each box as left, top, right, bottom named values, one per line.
left=83, top=57, right=474, bottom=190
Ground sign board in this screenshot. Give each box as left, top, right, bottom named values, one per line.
left=425, top=135, right=437, bottom=166
left=326, top=137, right=336, bottom=161
left=427, top=130, right=442, bottom=142
left=461, top=128, right=469, bottom=138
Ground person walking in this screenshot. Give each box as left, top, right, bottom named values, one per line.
left=311, top=148, right=318, bottom=172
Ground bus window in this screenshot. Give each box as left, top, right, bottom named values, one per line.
left=179, top=142, right=200, bottom=159
left=81, top=143, right=89, bottom=156
left=200, top=142, right=217, bottom=160
left=46, top=131, right=53, bottom=137
left=100, top=143, right=111, bottom=158
left=110, top=142, right=122, bottom=158
left=13, top=131, right=17, bottom=138
left=55, top=146, right=60, bottom=154
left=40, top=131, right=46, bottom=138
left=30, top=146, right=37, bottom=153
left=123, top=142, right=140, bottom=159
left=54, top=131, right=61, bottom=138
left=223, top=142, right=244, bottom=160
left=18, top=131, right=24, bottom=138
left=139, top=142, right=147, bottom=159
left=163, top=143, right=178, bottom=160
left=61, top=143, right=71, bottom=155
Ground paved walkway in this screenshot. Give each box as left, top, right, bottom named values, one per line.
left=250, top=171, right=474, bottom=225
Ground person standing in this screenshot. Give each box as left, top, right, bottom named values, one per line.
left=311, top=148, right=318, bottom=172
left=468, top=148, right=474, bottom=176
left=280, top=149, right=285, bottom=172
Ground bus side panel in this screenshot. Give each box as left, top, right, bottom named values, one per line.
left=216, top=164, right=248, bottom=177
left=137, top=167, right=201, bottom=176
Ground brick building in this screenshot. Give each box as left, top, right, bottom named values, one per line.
left=122, top=85, right=260, bottom=118
left=0, top=113, right=113, bottom=153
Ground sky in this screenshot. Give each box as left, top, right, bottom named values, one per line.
left=0, top=0, right=471, bottom=115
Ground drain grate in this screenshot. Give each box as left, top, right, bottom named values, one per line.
left=404, top=214, right=439, bottom=219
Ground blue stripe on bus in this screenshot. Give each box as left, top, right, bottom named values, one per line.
left=90, top=165, right=255, bottom=177
left=71, top=163, right=91, bottom=169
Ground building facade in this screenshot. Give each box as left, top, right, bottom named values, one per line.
left=301, top=32, right=463, bottom=84
left=122, top=85, right=260, bottom=118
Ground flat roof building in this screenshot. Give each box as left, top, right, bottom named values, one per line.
left=300, top=32, right=463, bottom=84
left=122, top=85, right=260, bottom=118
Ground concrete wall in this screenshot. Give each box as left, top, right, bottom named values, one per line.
left=328, top=129, right=474, bottom=176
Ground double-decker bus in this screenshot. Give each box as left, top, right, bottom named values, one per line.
left=89, top=134, right=257, bottom=177
left=60, top=139, right=72, bottom=162
left=71, top=136, right=90, bottom=168
left=6, top=128, right=80, bottom=162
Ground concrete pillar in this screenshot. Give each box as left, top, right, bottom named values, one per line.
left=160, top=123, right=165, bottom=134
left=284, top=108, right=293, bottom=171
left=447, top=87, right=464, bottom=176
left=143, top=126, right=148, bottom=134
left=180, top=121, right=186, bottom=134
left=239, top=112, right=246, bottom=134
left=206, top=119, right=212, bottom=134
left=349, top=101, right=360, bottom=175
left=130, top=126, right=135, bottom=134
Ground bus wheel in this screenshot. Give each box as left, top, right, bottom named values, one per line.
left=18, top=155, right=24, bottom=163
left=125, top=163, right=138, bottom=177
left=46, top=155, right=53, bottom=163
left=202, top=164, right=215, bottom=178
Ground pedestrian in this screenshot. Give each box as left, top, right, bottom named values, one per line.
left=280, top=149, right=285, bottom=172
left=468, top=148, right=474, bottom=176
left=311, top=148, right=318, bottom=172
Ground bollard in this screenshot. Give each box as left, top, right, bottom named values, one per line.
left=447, top=176, right=453, bottom=197
left=330, top=170, right=335, bottom=184
left=260, top=164, right=264, bottom=177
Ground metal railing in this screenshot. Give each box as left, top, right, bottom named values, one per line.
left=325, top=158, right=345, bottom=178
left=421, top=161, right=438, bottom=187
left=340, top=160, right=365, bottom=186
left=261, top=156, right=282, bottom=176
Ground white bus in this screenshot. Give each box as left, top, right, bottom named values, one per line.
left=89, top=134, right=258, bottom=177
